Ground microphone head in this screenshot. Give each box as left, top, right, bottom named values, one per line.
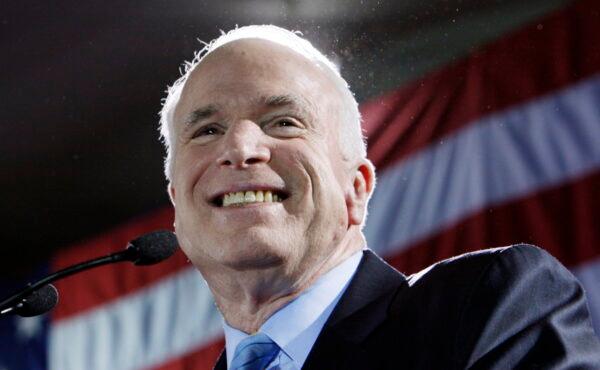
left=16, top=284, right=59, bottom=317
left=126, top=230, right=179, bottom=266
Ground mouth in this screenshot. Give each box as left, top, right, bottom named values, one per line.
left=210, top=189, right=290, bottom=207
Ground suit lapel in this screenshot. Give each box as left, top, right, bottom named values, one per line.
left=303, top=250, right=407, bottom=369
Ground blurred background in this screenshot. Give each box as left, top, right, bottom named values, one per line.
left=1, top=0, right=599, bottom=369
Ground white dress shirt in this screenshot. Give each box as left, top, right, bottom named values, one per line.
left=223, top=250, right=364, bottom=369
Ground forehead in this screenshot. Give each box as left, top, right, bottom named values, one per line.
left=173, top=39, right=340, bottom=124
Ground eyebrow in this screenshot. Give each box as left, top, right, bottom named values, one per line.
left=184, top=94, right=313, bottom=126
left=260, top=94, right=314, bottom=119
left=185, top=104, right=219, bottom=125
left=262, top=94, right=300, bottom=107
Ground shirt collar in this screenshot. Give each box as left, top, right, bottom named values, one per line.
left=223, top=250, right=363, bottom=369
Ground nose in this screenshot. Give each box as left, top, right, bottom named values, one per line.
left=216, top=120, right=271, bottom=168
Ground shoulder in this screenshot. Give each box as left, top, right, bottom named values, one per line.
left=388, top=244, right=560, bottom=331
left=426, top=244, right=596, bottom=369
left=382, top=245, right=600, bottom=369
left=406, top=243, right=568, bottom=290
left=402, top=243, right=584, bottom=336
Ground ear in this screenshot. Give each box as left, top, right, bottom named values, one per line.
left=346, top=159, right=375, bottom=226
left=167, top=183, right=176, bottom=206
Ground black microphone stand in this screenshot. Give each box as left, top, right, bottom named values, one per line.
left=0, top=247, right=137, bottom=315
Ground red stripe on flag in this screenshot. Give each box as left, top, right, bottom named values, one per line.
left=148, top=338, right=225, bottom=370
left=386, top=170, right=600, bottom=274
left=362, top=0, right=600, bottom=171
left=50, top=207, right=193, bottom=321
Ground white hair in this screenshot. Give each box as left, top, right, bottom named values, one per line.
left=158, top=25, right=366, bottom=180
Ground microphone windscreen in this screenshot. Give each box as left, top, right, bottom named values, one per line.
left=16, top=284, right=59, bottom=317
left=127, top=230, right=179, bottom=266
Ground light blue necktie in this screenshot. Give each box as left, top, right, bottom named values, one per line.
left=230, top=332, right=280, bottom=370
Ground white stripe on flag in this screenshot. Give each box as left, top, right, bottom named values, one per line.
left=49, top=267, right=222, bottom=370
left=365, top=74, right=600, bottom=256
left=573, top=257, right=600, bottom=337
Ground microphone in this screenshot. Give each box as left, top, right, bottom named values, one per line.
left=126, top=230, right=179, bottom=265
left=0, top=230, right=178, bottom=318
left=0, top=284, right=59, bottom=317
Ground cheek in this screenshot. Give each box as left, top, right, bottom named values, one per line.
left=301, top=156, right=347, bottom=211
left=173, top=146, right=213, bottom=199
left=276, top=139, right=347, bottom=198
left=302, top=160, right=349, bottom=254
left=302, top=143, right=350, bottom=227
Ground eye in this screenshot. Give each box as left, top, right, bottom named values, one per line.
left=192, top=124, right=222, bottom=138
left=264, top=118, right=304, bottom=138
left=275, top=119, right=295, bottom=127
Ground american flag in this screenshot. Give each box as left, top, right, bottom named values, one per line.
left=1, top=0, right=599, bottom=369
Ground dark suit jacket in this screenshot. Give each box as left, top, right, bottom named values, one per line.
left=215, top=245, right=600, bottom=369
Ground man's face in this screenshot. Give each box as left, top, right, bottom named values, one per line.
left=169, top=39, right=363, bottom=278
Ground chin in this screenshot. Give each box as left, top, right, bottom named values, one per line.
left=219, top=245, right=285, bottom=271
left=219, top=229, right=290, bottom=269
left=185, top=225, right=297, bottom=271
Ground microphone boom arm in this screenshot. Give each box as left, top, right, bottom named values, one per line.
left=0, top=230, right=177, bottom=317
left=0, top=248, right=135, bottom=313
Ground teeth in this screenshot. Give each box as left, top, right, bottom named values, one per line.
left=235, top=192, right=244, bottom=203
left=244, top=191, right=256, bottom=202
left=221, top=190, right=283, bottom=207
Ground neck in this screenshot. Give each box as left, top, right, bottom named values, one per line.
left=204, top=228, right=365, bottom=333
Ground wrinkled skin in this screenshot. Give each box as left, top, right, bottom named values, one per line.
left=168, top=39, right=374, bottom=332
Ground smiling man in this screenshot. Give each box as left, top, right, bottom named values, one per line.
left=159, top=26, right=600, bottom=370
